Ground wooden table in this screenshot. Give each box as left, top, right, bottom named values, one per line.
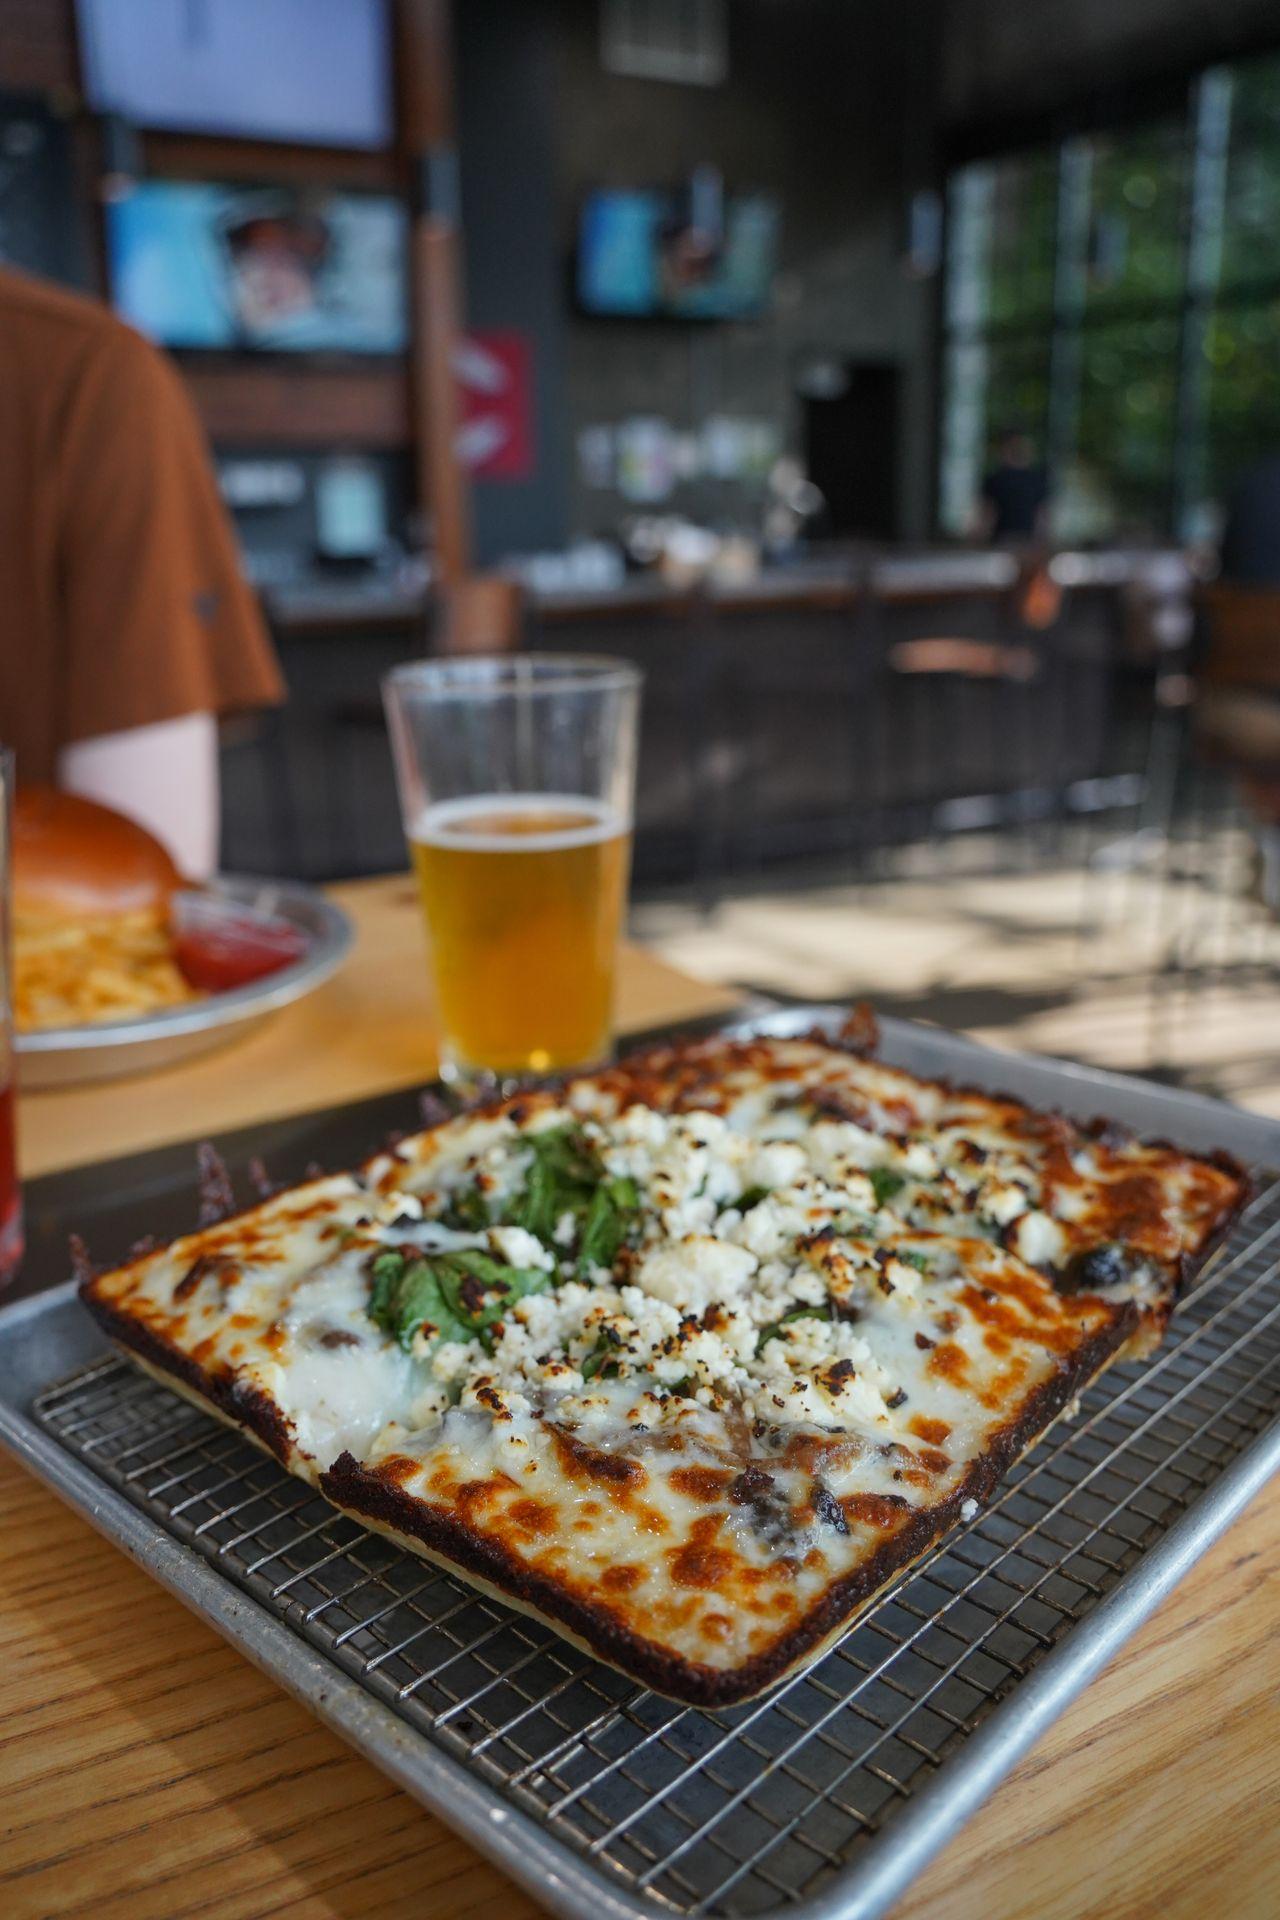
left=2, top=877, right=1277, bottom=1919
left=16, top=876, right=740, bottom=1181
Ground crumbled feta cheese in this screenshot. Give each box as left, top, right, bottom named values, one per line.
left=898, top=1140, right=939, bottom=1179
left=380, top=1061, right=1074, bottom=1455
left=430, top=1339, right=480, bottom=1382
left=960, top=1498, right=979, bottom=1522
left=380, top=1189, right=423, bottom=1222
left=636, top=1237, right=757, bottom=1312
left=487, top=1225, right=555, bottom=1271
left=881, top=1257, right=924, bottom=1302
left=977, top=1181, right=1030, bottom=1228
left=1013, top=1209, right=1067, bottom=1268
left=407, top=1383, right=451, bottom=1427
left=807, top=1119, right=891, bottom=1177
left=522, top=1107, right=576, bottom=1136
left=730, top=1193, right=815, bottom=1260
left=745, top=1140, right=807, bottom=1190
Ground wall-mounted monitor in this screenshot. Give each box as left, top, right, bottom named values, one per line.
left=76, top=0, right=392, bottom=150
left=105, top=181, right=408, bottom=354
left=577, top=188, right=779, bottom=320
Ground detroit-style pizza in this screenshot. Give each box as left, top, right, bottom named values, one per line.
left=80, top=1011, right=1247, bottom=1704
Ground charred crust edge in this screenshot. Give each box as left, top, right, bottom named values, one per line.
left=78, top=1286, right=295, bottom=1467
left=319, top=1303, right=1135, bottom=1708
left=74, top=1007, right=1255, bottom=1706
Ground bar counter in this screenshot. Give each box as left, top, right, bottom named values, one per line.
left=1, top=877, right=1276, bottom=1919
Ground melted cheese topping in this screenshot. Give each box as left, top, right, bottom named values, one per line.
left=85, top=1024, right=1243, bottom=1691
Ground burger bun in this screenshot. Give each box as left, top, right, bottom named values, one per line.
left=13, top=788, right=182, bottom=922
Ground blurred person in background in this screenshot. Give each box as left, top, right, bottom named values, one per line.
left=0, top=267, right=283, bottom=877
left=977, top=422, right=1050, bottom=544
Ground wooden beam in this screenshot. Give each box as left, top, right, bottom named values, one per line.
left=396, top=0, right=472, bottom=585
left=182, top=362, right=410, bottom=448
left=140, top=131, right=402, bottom=190
left=397, top=0, right=454, bottom=146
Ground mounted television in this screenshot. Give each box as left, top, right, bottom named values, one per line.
left=577, top=188, right=779, bottom=320
left=105, top=182, right=408, bottom=354
left=76, top=0, right=392, bottom=150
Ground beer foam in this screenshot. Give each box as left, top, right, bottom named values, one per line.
left=411, top=793, right=626, bottom=852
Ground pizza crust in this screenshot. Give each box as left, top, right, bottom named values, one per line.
left=78, top=1011, right=1250, bottom=1706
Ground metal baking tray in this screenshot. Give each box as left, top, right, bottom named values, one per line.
left=17, top=873, right=353, bottom=1088
left=2, top=1006, right=1278, bottom=1920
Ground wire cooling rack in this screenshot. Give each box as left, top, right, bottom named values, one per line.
left=32, top=1173, right=1280, bottom=1919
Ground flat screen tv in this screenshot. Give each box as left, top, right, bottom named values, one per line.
left=577, top=188, right=778, bottom=320
left=106, top=181, right=408, bottom=354
left=76, top=0, right=392, bottom=150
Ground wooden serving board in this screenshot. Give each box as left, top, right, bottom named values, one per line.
left=2, top=876, right=1277, bottom=1919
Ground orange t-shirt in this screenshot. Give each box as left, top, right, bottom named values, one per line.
left=0, top=268, right=284, bottom=783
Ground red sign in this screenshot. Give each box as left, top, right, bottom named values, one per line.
left=455, top=331, right=534, bottom=481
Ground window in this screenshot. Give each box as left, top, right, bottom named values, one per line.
left=1219, top=54, right=1280, bottom=291
left=939, top=47, right=1280, bottom=543
left=1201, top=297, right=1280, bottom=506
left=939, top=154, right=1056, bottom=535
left=1075, top=317, right=1180, bottom=530
left=1079, top=123, right=1187, bottom=316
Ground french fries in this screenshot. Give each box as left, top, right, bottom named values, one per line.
left=14, top=909, right=199, bottom=1032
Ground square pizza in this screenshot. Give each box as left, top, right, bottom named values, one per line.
left=80, top=1010, right=1247, bottom=1705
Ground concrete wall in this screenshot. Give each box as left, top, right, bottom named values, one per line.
left=554, top=0, right=940, bottom=542
left=456, top=0, right=942, bottom=553
left=456, top=0, right=573, bottom=564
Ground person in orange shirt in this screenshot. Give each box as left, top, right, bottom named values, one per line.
left=0, top=267, right=284, bottom=876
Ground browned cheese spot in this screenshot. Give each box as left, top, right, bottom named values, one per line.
left=454, top=1476, right=515, bottom=1523
left=977, top=1356, right=1030, bottom=1410
left=842, top=1492, right=912, bottom=1529
left=667, top=1515, right=734, bottom=1590
left=908, top=1414, right=952, bottom=1446
left=669, top=1464, right=733, bottom=1502
left=551, top=1427, right=646, bottom=1492
left=1089, top=1171, right=1175, bottom=1257
left=508, top=1498, right=556, bottom=1537
left=927, top=1340, right=969, bottom=1384
left=376, top=1454, right=422, bottom=1486
left=601, top=1563, right=645, bottom=1593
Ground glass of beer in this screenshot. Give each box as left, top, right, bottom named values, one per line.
left=383, top=655, right=641, bottom=1082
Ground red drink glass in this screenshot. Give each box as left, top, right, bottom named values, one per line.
left=0, top=748, right=22, bottom=1283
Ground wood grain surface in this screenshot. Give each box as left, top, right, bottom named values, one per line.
left=3, top=875, right=1278, bottom=1918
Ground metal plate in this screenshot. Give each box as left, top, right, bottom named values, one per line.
left=1, top=1007, right=1277, bottom=1920
left=16, top=875, right=353, bottom=1088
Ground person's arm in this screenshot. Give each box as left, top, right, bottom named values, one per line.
left=54, top=323, right=283, bottom=862
left=58, top=712, right=220, bottom=880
